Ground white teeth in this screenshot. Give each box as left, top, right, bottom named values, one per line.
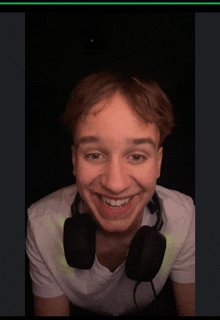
left=101, top=196, right=131, bottom=207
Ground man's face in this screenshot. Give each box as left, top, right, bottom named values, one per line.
left=72, top=92, right=163, bottom=235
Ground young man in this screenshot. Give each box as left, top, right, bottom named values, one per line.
left=26, top=72, right=195, bottom=316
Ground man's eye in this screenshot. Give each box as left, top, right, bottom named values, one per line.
left=85, top=153, right=102, bottom=160
left=129, top=154, right=146, bottom=163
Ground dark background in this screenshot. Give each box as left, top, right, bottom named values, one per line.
left=26, top=11, right=195, bottom=209
left=25, top=11, right=195, bottom=316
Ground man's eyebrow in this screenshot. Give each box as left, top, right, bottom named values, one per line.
left=76, top=136, right=100, bottom=146
left=126, top=138, right=156, bottom=149
left=76, top=136, right=156, bottom=148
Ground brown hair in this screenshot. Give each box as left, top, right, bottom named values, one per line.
left=61, top=71, right=175, bottom=147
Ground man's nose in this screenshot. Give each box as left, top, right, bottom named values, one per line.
left=100, top=158, right=131, bottom=194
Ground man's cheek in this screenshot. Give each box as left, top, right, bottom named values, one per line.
left=76, top=167, right=97, bottom=183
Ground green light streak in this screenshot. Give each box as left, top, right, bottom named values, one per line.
left=0, top=2, right=220, bottom=5
left=57, top=216, right=66, bottom=229
left=57, top=239, right=64, bottom=253
left=159, top=233, right=174, bottom=277
left=55, top=240, right=75, bottom=277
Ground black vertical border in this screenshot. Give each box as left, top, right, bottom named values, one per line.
left=1, top=7, right=220, bottom=317
left=196, top=12, right=220, bottom=316
left=0, top=13, right=25, bottom=316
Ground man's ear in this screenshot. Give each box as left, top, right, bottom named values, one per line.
left=71, top=145, right=77, bottom=176
left=156, top=147, right=163, bottom=179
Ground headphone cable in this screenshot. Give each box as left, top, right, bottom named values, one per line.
left=150, top=280, right=157, bottom=299
left=133, top=281, right=141, bottom=309
left=133, top=280, right=157, bottom=310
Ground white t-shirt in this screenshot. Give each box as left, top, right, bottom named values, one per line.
left=26, top=184, right=195, bottom=316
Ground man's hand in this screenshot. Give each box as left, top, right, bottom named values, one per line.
left=34, top=294, right=70, bottom=316
left=172, top=281, right=195, bottom=316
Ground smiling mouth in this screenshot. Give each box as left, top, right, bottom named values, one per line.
left=97, top=194, right=133, bottom=209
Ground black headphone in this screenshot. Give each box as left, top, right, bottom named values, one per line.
left=63, top=191, right=166, bottom=284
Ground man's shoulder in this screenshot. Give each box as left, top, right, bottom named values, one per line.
left=156, top=185, right=194, bottom=208
left=156, top=185, right=195, bottom=225
left=27, top=184, right=77, bottom=222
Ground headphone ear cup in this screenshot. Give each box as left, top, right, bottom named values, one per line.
left=125, top=226, right=166, bottom=282
left=63, top=214, right=96, bottom=269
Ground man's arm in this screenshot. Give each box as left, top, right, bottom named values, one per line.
left=172, top=281, right=195, bottom=316
left=34, top=294, right=70, bottom=316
